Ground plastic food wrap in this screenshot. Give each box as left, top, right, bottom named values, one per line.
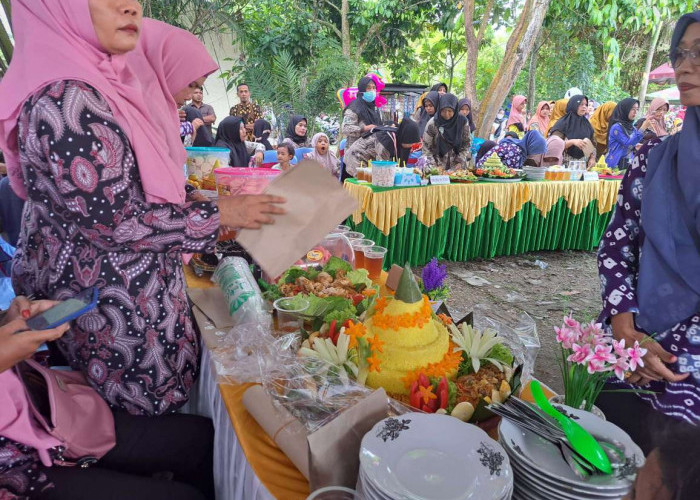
left=186, top=147, right=230, bottom=179
left=214, top=167, right=280, bottom=196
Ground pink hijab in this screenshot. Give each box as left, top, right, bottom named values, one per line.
left=507, top=95, right=527, bottom=127
left=0, top=0, right=209, bottom=204
left=528, top=101, right=550, bottom=133
left=645, top=97, right=669, bottom=137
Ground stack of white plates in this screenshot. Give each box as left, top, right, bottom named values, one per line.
left=358, top=412, right=513, bottom=499
left=523, top=167, right=546, bottom=181
left=498, top=404, right=644, bottom=500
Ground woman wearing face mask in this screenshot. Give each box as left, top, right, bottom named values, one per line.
left=412, top=90, right=439, bottom=136
left=595, top=11, right=700, bottom=455
left=342, top=76, right=388, bottom=177
left=283, top=114, right=309, bottom=149
left=215, top=116, right=264, bottom=167
left=0, top=0, right=285, bottom=418
left=605, top=98, right=652, bottom=169
left=422, top=93, right=471, bottom=171
left=491, top=108, right=507, bottom=141
left=547, top=95, right=597, bottom=168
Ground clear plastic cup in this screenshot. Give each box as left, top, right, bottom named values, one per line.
left=335, top=225, right=350, bottom=233
left=306, top=486, right=358, bottom=500
left=344, top=231, right=365, bottom=241
left=351, top=239, right=374, bottom=270
left=363, top=245, right=387, bottom=281
left=273, top=297, right=308, bottom=333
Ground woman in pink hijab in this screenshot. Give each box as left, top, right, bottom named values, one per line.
left=506, top=95, right=528, bottom=135
left=0, top=0, right=284, bottom=418
left=528, top=101, right=551, bottom=133
left=643, top=97, right=670, bottom=138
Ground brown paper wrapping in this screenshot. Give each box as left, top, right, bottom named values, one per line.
left=243, top=386, right=391, bottom=490
left=236, top=160, right=359, bottom=279
left=242, top=385, right=311, bottom=478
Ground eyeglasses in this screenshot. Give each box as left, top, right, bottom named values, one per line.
left=670, top=43, right=700, bottom=68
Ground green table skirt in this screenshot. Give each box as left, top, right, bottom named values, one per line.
left=348, top=198, right=614, bottom=268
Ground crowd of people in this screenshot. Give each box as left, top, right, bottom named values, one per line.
left=1, top=0, right=700, bottom=499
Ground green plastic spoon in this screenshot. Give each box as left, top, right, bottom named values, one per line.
left=530, top=380, right=612, bottom=475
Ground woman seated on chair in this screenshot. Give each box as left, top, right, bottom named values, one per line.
left=605, top=98, right=651, bottom=170
left=215, top=116, right=265, bottom=167
left=305, top=133, right=339, bottom=177
left=342, top=77, right=389, bottom=177
left=476, top=130, right=546, bottom=170
left=422, top=93, right=471, bottom=171
left=547, top=95, right=597, bottom=168
left=254, top=119, right=274, bottom=150
left=506, top=95, right=527, bottom=137
left=283, top=115, right=310, bottom=149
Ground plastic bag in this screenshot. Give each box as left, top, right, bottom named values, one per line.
left=212, top=256, right=270, bottom=328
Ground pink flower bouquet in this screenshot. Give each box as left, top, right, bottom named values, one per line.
left=556, top=316, right=647, bottom=412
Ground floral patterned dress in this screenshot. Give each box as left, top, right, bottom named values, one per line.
left=11, top=80, right=220, bottom=417
left=475, top=142, right=523, bottom=170
left=597, top=138, right=700, bottom=423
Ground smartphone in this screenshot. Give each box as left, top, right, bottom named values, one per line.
left=25, top=287, right=99, bottom=330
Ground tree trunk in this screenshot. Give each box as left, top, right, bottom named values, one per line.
left=638, top=22, right=663, bottom=113
left=341, top=0, right=351, bottom=58
left=475, top=0, right=552, bottom=138
left=463, top=0, right=478, bottom=107
left=526, top=50, right=537, bottom=116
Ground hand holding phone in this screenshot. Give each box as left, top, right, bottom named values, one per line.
left=25, top=287, right=99, bottom=330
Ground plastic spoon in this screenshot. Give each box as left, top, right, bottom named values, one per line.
left=530, top=380, right=612, bottom=475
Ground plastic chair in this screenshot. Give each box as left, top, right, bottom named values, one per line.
left=294, top=147, right=313, bottom=163
left=339, top=138, right=347, bottom=158
left=407, top=150, right=422, bottom=166
left=261, top=150, right=278, bottom=168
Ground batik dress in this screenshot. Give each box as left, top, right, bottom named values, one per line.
left=597, top=138, right=700, bottom=423
left=11, top=80, right=220, bottom=417
left=421, top=119, right=472, bottom=171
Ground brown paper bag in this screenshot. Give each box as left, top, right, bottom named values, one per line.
left=187, top=288, right=233, bottom=330
left=236, top=160, right=358, bottom=279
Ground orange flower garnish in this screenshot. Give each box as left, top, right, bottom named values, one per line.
left=374, top=297, right=388, bottom=314
left=437, top=313, right=453, bottom=325
left=372, top=296, right=432, bottom=331
left=367, top=354, right=382, bottom=373
left=367, top=335, right=385, bottom=354
left=362, top=288, right=377, bottom=297
left=402, top=343, right=463, bottom=388
left=418, top=384, right=437, bottom=404
left=345, top=321, right=366, bottom=349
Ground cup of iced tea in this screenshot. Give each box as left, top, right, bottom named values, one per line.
left=273, top=298, right=308, bottom=333
left=351, top=239, right=374, bottom=270
left=363, top=245, right=387, bottom=281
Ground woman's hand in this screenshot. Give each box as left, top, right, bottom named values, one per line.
left=217, top=195, right=286, bottom=230
left=363, top=124, right=377, bottom=133
left=178, top=109, right=186, bottom=122
left=192, top=118, right=205, bottom=131
left=587, top=155, right=596, bottom=169
left=2, top=297, right=59, bottom=326
left=254, top=152, right=264, bottom=166
left=640, top=118, right=653, bottom=131
left=611, top=312, right=690, bottom=386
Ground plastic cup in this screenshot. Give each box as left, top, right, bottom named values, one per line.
left=363, top=245, right=387, bottom=281
left=344, top=231, right=364, bottom=241
left=335, top=225, right=350, bottom=233
left=273, top=297, right=308, bottom=333
left=351, top=239, right=374, bottom=270
left=306, top=486, right=358, bottom=500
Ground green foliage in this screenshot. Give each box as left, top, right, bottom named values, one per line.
left=143, top=0, right=244, bottom=37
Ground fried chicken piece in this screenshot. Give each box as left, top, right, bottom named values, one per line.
left=279, top=283, right=297, bottom=296
left=332, top=277, right=353, bottom=288
left=297, top=277, right=315, bottom=293
left=317, top=272, right=333, bottom=285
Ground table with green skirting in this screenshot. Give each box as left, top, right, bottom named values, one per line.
left=343, top=179, right=621, bottom=268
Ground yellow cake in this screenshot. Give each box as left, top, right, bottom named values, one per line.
left=365, top=296, right=451, bottom=395
left=484, top=153, right=505, bottom=169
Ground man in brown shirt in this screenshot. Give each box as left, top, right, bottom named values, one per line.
left=229, top=83, right=263, bottom=141
left=190, top=85, right=217, bottom=135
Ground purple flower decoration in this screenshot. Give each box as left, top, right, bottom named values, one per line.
left=422, top=258, right=447, bottom=292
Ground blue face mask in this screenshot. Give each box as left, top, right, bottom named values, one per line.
left=362, top=91, right=377, bottom=103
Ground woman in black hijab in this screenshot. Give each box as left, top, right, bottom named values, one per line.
left=421, top=93, right=471, bottom=170
left=185, top=106, right=214, bottom=147
left=253, top=119, right=274, bottom=150
left=413, top=90, right=439, bottom=136
left=458, top=98, right=476, bottom=134
left=548, top=95, right=597, bottom=167
left=431, top=83, right=448, bottom=94
left=375, top=118, right=422, bottom=167
left=284, top=115, right=309, bottom=149
left=215, top=116, right=265, bottom=167
left=342, top=76, right=382, bottom=150
left=605, top=98, right=650, bottom=169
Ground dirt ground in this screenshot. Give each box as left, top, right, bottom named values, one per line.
left=426, top=250, right=602, bottom=393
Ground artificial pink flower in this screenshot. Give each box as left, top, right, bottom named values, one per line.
left=568, top=343, right=593, bottom=364
left=627, top=341, right=648, bottom=371
left=580, top=321, right=604, bottom=343
left=556, top=326, right=578, bottom=349
left=563, top=316, right=581, bottom=330
left=586, top=358, right=608, bottom=374
left=612, top=338, right=627, bottom=358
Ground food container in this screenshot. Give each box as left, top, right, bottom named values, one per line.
left=371, top=161, right=397, bottom=188
left=214, top=167, right=281, bottom=196
left=292, top=233, right=355, bottom=270
left=569, top=170, right=584, bottom=181
left=393, top=168, right=421, bottom=186
left=186, top=147, right=230, bottom=179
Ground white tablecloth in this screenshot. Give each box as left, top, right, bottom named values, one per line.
left=185, top=343, right=275, bottom=500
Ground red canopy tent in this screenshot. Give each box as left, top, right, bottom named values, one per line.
left=649, top=63, right=675, bottom=84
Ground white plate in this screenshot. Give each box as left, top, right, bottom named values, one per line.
left=478, top=177, right=523, bottom=183
left=360, top=413, right=513, bottom=500
left=498, top=404, right=643, bottom=492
